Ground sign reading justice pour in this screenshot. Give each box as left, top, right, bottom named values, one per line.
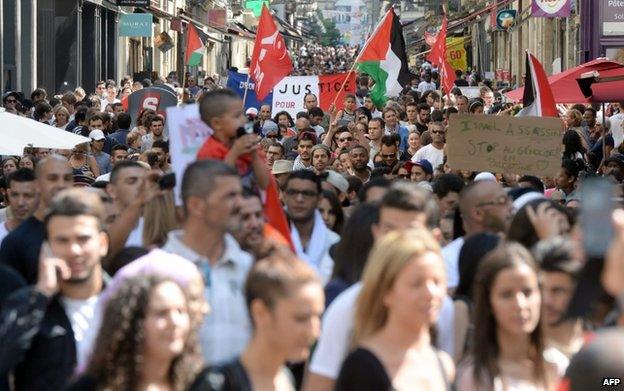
left=446, top=115, right=564, bottom=177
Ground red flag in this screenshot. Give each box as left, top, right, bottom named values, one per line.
left=427, top=17, right=448, bottom=67
left=426, top=16, right=456, bottom=94
left=249, top=5, right=293, bottom=101
left=516, top=51, right=557, bottom=117
left=264, top=176, right=294, bottom=251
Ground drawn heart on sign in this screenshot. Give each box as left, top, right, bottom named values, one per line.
left=535, top=160, right=549, bottom=172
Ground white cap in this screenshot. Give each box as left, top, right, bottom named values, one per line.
left=245, top=107, right=258, bottom=116
left=89, top=129, right=106, bottom=141
left=474, top=172, right=497, bottom=182
left=325, top=170, right=349, bottom=194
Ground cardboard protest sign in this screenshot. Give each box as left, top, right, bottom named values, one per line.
left=166, top=104, right=213, bottom=205
left=446, top=115, right=564, bottom=177
left=271, top=73, right=356, bottom=118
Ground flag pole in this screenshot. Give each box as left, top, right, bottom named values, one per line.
left=330, top=9, right=393, bottom=106
left=242, top=73, right=251, bottom=108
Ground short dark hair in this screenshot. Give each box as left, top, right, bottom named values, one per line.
left=309, top=107, right=324, bottom=117
left=518, top=175, right=545, bottom=193
left=433, top=173, right=465, bottom=199
left=417, top=102, right=430, bottom=112
left=358, top=177, right=390, bottom=203
left=146, top=115, right=164, bottom=127
left=346, top=175, right=363, bottom=195
left=296, top=111, right=310, bottom=120
left=380, top=134, right=399, bottom=148
left=112, top=144, right=128, bottom=153
left=181, top=160, right=238, bottom=211
left=152, top=140, right=169, bottom=154
left=297, top=131, right=317, bottom=145
left=533, top=237, right=581, bottom=279
left=431, top=110, right=444, bottom=122
left=369, top=117, right=385, bottom=128
left=110, top=160, right=144, bottom=184
left=199, top=89, right=240, bottom=126
left=117, top=113, right=132, bottom=129
left=44, top=189, right=105, bottom=236
left=7, top=168, right=36, bottom=188
left=380, top=182, right=440, bottom=229
left=285, top=170, right=322, bottom=194
left=88, top=112, right=106, bottom=124
left=31, top=88, right=47, bottom=101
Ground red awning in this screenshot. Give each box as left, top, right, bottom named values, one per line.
left=505, top=58, right=624, bottom=104
left=576, top=79, right=624, bottom=103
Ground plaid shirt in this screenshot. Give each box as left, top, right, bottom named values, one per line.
left=163, top=230, right=253, bottom=364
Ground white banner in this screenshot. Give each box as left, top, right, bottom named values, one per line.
left=166, top=104, right=213, bottom=205
left=271, top=75, right=320, bottom=118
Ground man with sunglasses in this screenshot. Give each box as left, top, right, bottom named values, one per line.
left=412, top=121, right=445, bottom=170
left=2, top=92, right=20, bottom=115
left=283, top=170, right=339, bottom=284
left=443, top=180, right=513, bottom=291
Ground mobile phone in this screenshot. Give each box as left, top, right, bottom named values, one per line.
left=337, top=119, right=351, bottom=127
left=158, top=172, right=176, bottom=190
left=581, top=177, right=615, bottom=258
left=236, top=121, right=256, bottom=138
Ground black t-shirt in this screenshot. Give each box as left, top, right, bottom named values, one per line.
left=416, top=122, right=428, bottom=134
left=189, top=359, right=295, bottom=391
left=335, top=347, right=451, bottom=391
left=0, top=216, right=45, bottom=284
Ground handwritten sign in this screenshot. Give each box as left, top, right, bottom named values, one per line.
left=167, top=104, right=213, bottom=205
left=446, top=115, right=564, bottom=177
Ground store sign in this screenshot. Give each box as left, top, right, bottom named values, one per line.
left=496, top=9, right=516, bottom=30
left=117, top=0, right=150, bottom=5
left=245, top=0, right=270, bottom=17
left=119, top=14, right=153, bottom=37
left=531, top=0, right=571, bottom=17
left=603, top=0, right=624, bottom=36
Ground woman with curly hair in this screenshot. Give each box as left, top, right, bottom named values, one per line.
left=68, top=275, right=202, bottom=391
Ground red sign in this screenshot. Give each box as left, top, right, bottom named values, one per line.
left=208, top=9, right=226, bottom=29
left=496, top=69, right=511, bottom=82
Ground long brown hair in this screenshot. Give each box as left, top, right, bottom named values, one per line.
left=470, top=242, right=548, bottom=389
left=85, top=275, right=201, bottom=391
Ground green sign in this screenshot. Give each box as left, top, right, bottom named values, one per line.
left=119, top=14, right=153, bottom=37
left=245, top=0, right=270, bottom=17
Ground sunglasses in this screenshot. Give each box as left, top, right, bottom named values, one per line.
left=381, top=153, right=396, bottom=158
left=5, top=99, right=16, bottom=104
left=284, top=189, right=318, bottom=198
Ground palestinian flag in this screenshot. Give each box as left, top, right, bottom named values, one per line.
left=516, top=51, right=557, bottom=117
left=355, top=9, right=412, bottom=107
left=185, top=23, right=205, bottom=66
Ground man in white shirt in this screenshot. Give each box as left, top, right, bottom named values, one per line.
left=417, top=72, right=437, bottom=94
left=163, top=160, right=253, bottom=364
left=303, top=182, right=454, bottom=391
left=0, top=169, right=39, bottom=244
left=283, top=170, right=339, bottom=284
left=0, top=189, right=108, bottom=390
left=412, top=121, right=445, bottom=169
left=100, top=81, right=121, bottom=112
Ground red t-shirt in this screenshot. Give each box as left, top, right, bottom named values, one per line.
left=196, top=136, right=252, bottom=177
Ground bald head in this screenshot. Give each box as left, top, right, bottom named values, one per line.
left=295, top=117, right=310, bottom=132
left=35, top=154, right=73, bottom=207
left=459, top=180, right=509, bottom=235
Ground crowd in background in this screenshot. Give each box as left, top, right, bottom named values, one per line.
left=0, top=54, right=623, bottom=391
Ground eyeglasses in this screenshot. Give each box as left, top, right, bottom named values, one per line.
left=284, top=189, right=318, bottom=198
left=475, top=195, right=510, bottom=208
left=381, top=153, right=396, bottom=158
left=339, top=137, right=353, bottom=142
left=5, top=99, right=16, bottom=104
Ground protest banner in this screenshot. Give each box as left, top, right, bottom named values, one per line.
left=226, top=71, right=273, bottom=111
left=126, top=86, right=178, bottom=128
left=271, top=72, right=356, bottom=118
left=166, top=104, right=213, bottom=205
left=446, top=115, right=564, bottom=177
left=458, top=87, right=481, bottom=99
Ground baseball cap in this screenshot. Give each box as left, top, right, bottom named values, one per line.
left=262, top=120, right=279, bottom=136
left=474, top=171, right=497, bottom=182
left=325, top=170, right=349, bottom=193
left=246, top=107, right=258, bottom=117
left=271, top=160, right=294, bottom=175
left=406, top=159, right=433, bottom=175
left=89, top=129, right=106, bottom=141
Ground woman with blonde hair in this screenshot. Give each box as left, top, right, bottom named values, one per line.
left=143, top=190, right=178, bottom=248
left=69, top=142, right=100, bottom=178
left=53, top=105, right=70, bottom=129
left=335, top=229, right=454, bottom=390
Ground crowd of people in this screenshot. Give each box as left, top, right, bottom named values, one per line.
left=0, top=55, right=623, bottom=391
